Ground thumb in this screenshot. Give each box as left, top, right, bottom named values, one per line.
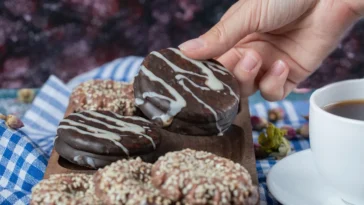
left=178, top=0, right=263, bottom=60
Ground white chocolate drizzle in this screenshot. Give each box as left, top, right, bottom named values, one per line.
left=139, top=48, right=239, bottom=134
left=171, top=47, right=231, bottom=74
left=222, top=82, right=239, bottom=101
left=89, top=111, right=155, bottom=146
left=85, top=157, right=96, bottom=168
left=73, top=155, right=96, bottom=168
left=58, top=111, right=156, bottom=155
left=135, top=98, right=144, bottom=106
left=73, top=155, right=82, bottom=163
left=175, top=75, right=210, bottom=91
left=208, top=65, right=229, bottom=75
left=114, top=113, right=151, bottom=123
left=140, top=65, right=187, bottom=125
left=177, top=76, right=222, bottom=133
left=152, top=49, right=225, bottom=91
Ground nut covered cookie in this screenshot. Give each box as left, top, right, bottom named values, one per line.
left=93, top=158, right=177, bottom=205
left=30, top=173, right=100, bottom=205
left=70, top=79, right=136, bottom=116
left=151, top=149, right=259, bottom=205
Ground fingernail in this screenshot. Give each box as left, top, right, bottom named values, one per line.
left=238, top=54, right=258, bottom=72
left=178, top=38, right=205, bottom=51
left=271, top=60, right=286, bottom=76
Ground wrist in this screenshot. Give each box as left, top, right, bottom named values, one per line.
left=344, top=0, right=364, bottom=16
left=356, top=1, right=364, bottom=14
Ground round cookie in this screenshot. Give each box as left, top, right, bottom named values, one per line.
left=134, top=48, right=240, bottom=136
left=31, top=173, right=101, bottom=205
left=151, top=149, right=259, bottom=205
left=55, top=110, right=160, bottom=168
left=93, top=158, right=177, bottom=205
left=55, top=137, right=158, bottom=169
left=69, top=79, right=136, bottom=116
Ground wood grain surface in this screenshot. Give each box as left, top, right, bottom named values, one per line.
left=43, top=98, right=258, bottom=187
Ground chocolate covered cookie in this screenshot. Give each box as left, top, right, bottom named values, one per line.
left=31, top=173, right=101, bottom=205
left=69, top=79, right=136, bottom=116
left=94, top=158, right=177, bottom=205
left=55, top=110, right=160, bottom=168
left=55, top=137, right=157, bottom=168
left=134, top=48, right=240, bottom=136
left=151, top=149, right=259, bottom=205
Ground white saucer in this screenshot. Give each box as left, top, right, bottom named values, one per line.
left=267, top=150, right=349, bottom=205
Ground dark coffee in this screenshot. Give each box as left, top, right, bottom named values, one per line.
left=323, top=100, right=364, bottom=121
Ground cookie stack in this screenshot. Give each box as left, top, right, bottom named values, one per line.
left=31, top=149, right=259, bottom=205
left=55, top=47, right=241, bottom=169
left=36, top=48, right=259, bottom=204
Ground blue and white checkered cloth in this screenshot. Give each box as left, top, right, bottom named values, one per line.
left=0, top=56, right=310, bottom=205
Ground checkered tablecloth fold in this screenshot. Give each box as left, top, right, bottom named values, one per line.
left=0, top=122, right=47, bottom=205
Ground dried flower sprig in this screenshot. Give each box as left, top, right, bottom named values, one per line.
left=251, top=116, right=268, bottom=131
left=1, top=114, right=24, bottom=130
left=297, top=123, right=309, bottom=138
left=268, top=108, right=285, bottom=123
left=17, top=89, right=35, bottom=103
left=281, top=125, right=297, bottom=140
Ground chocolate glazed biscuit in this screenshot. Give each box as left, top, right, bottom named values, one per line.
left=134, top=48, right=240, bottom=136
left=55, top=110, right=160, bottom=168
left=55, top=137, right=158, bottom=169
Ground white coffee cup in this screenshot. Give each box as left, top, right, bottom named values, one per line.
left=309, top=78, right=364, bottom=205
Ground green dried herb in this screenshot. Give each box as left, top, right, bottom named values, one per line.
left=270, top=138, right=291, bottom=159
left=258, top=123, right=287, bottom=154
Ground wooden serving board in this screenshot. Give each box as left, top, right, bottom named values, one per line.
left=44, top=98, right=258, bottom=188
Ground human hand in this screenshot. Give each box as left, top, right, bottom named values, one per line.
left=179, top=0, right=362, bottom=101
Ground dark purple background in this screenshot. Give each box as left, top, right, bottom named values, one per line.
left=0, top=0, right=363, bottom=89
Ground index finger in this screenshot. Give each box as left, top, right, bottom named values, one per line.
left=178, top=0, right=262, bottom=60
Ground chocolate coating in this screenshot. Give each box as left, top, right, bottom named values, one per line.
left=134, top=48, right=240, bottom=135
left=55, top=137, right=158, bottom=169
left=70, top=79, right=136, bottom=115
left=56, top=110, right=160, bottom=166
